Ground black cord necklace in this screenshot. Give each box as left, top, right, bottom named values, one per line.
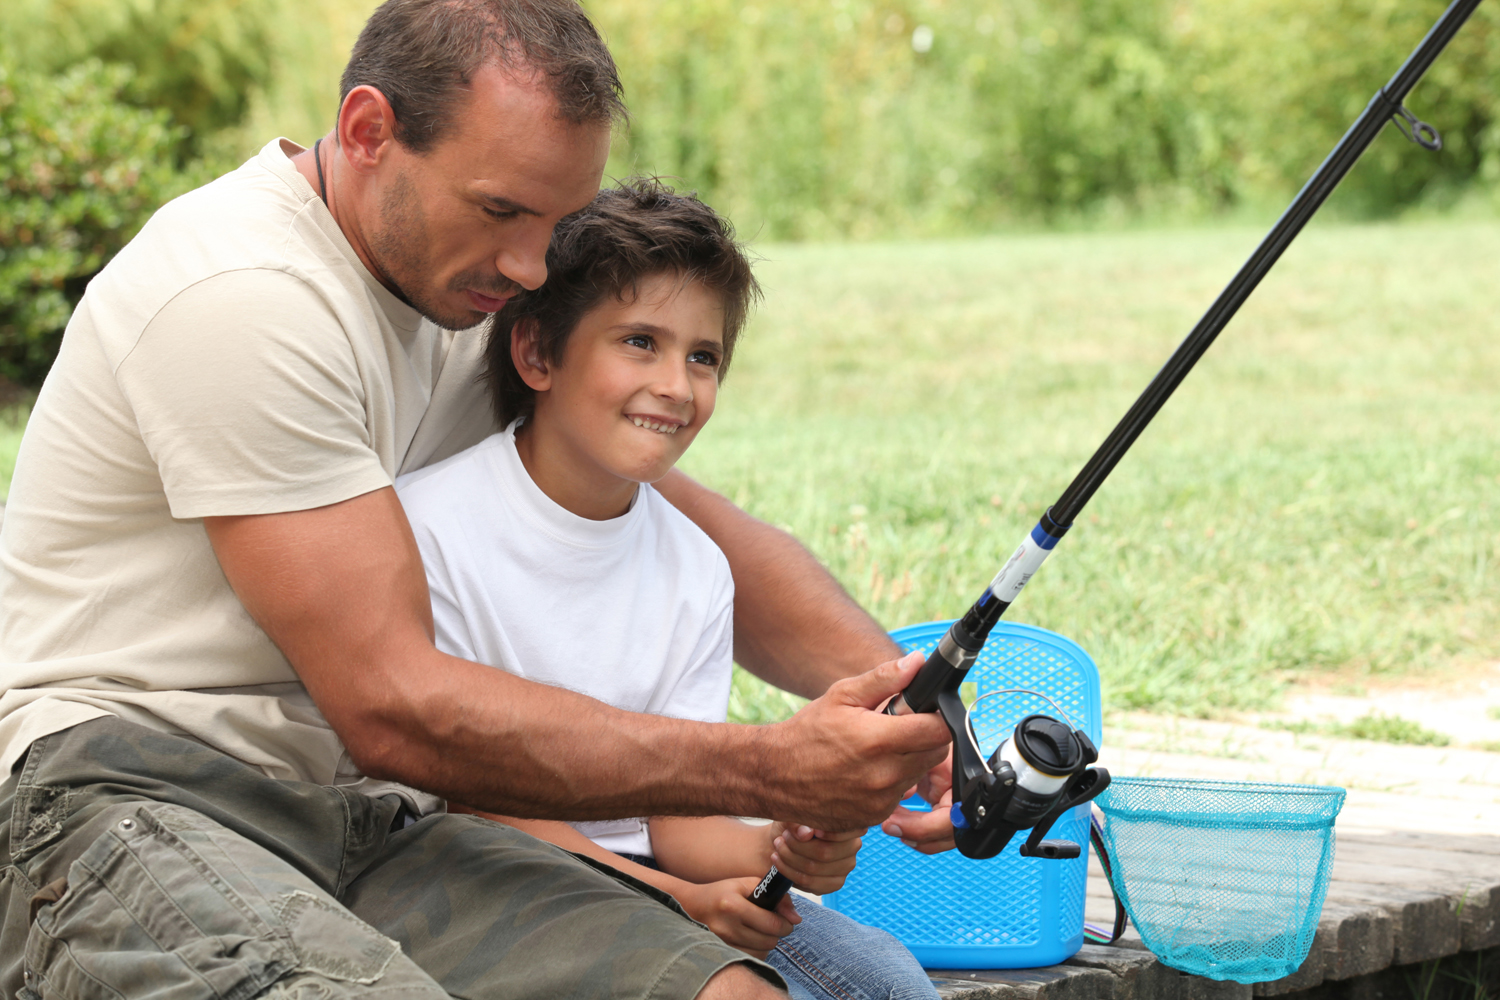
left=313, top=137, right=328, bottom=205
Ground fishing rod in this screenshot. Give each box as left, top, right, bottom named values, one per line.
left=753, top=0, right=1484, bottom=910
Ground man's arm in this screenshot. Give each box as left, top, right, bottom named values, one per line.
left=657, top=469, right=958, bottom=853
left=655, top=469, right=901, bottom=699
left=203, top=486, right=950, bottom=826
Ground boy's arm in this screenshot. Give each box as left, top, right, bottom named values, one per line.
left=457, top=807, right=798, bottom=958
left=452, top=806, right=690, bottom=895
left=650, top=817, right=862, bottom=896
left=654, top=469, right=901, bottom=699
left=647, top=816, right=775, bottom=882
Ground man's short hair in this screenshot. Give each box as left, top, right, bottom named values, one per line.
left=485, top=178, right=761, bottom=428
left=341, top=0, right=626, bottom=151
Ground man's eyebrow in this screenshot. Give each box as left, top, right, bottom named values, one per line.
left=476, top=192, right=543, bottom=216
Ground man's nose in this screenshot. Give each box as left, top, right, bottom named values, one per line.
left=495, top=231, right=548, bottom=291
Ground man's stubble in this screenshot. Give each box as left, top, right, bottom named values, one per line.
left=368, top=170, right=524, bottom=332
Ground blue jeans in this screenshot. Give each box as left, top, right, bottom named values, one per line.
left=769, top=896, right=938, bottom=1000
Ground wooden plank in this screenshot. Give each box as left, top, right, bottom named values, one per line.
left=1321, top=882, right=1463, bottom=964
left=937, top=829, right=1495, bottom=999
left=1336, top=830, right=1500, bottom=856
left=1066, top=943, right=1253, bottom=1000
left=929, top=963, right=1118, bottom=1000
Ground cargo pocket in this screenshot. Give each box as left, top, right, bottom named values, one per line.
left=23, top=804, right=443, bottom=1000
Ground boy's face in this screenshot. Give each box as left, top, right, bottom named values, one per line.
left=526, top=272, right=726, bottom=501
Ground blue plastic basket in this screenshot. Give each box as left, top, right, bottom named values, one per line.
left=822, top=620, right=1102, bottom=969
left=1095, top=777, right=1346, bottom=984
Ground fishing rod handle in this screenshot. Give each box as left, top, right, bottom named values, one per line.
left=750, top=865, right=794, bottom=910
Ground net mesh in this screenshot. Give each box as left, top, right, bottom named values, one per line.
left=1095, top=777, right=1345, bottom=983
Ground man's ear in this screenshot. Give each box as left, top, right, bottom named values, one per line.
left=511, top=319, right=552, bottom=392
left=336, top=85, right=399, bottom=175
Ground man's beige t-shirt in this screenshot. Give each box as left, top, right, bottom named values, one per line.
left=0, top=139, right=495, bottom=808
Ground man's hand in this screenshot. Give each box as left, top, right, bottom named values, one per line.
left=674, top=878, right=799, bottom=959
left=881, top=746, right=957, bottom=855
left=763, top=652, right=951, bottom=830
left=768, top=824, right=863, bottom=895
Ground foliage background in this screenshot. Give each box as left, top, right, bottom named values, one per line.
left=0, top=0, right=1496, bottom=719
left=1, top=0, right=1496, bottom=384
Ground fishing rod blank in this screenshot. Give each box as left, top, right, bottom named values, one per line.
left=889, top=0, right=1483, bottom=855
left=891, top=0, right=1481, bottom=717
left=754, top=0, right=1484, bottom=909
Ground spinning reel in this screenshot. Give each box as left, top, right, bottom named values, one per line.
left=940, top=690, right=1109, bottom=860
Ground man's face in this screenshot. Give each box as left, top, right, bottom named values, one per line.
left=366, top=65, right=610, bottom=331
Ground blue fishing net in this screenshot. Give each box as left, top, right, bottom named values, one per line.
left=1095, top=777, right=1346, bottom=984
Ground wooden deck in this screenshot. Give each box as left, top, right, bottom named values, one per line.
left=926, top=712, right=1500, bottom=998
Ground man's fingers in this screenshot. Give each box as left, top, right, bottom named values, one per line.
left=917, top=747, right=954, bottom=803
left=828, top=650, right=925, bottom=709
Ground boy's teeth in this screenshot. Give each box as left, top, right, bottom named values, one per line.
left=629, top=416, right=678, bottom=434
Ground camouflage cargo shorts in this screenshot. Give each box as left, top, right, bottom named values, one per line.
left=0, top=717, right=778, bottom=999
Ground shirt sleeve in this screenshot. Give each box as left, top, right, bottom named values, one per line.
left=659, top=552, right=735, bottom=724
left=116, top=268, right=391, bottom=519
left=419, top=528, right=482, bottom=665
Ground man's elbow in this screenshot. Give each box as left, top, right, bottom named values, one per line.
left=313, top=667, right=442, bottom=786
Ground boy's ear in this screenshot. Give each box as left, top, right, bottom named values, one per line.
left=511, top=318, right=552, bottom=392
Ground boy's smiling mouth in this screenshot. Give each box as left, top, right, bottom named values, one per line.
left=629, top=415, right=683, bottom=435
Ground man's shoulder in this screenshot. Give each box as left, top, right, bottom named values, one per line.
left=129, top=140, right=317, bottom=269
left=87, top=140, right=346, bottom=333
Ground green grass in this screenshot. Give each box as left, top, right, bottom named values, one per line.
left=5, top=221, right=1496, bottom=722
left=1260, top=713, right=1452, bottom=747
left=678, top=218, right=1500, bottom=720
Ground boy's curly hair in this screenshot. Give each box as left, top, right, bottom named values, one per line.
left=484, top=178, right=760, bottom=428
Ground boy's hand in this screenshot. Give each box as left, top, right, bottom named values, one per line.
left=676, top=877, right=800, bottom=958
left=769, top=824, right=864, bottom=895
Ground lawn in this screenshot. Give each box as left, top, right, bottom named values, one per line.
left=687, top=218, right=1500, bottom=721
left=3, top=219, right=1496, bottom=721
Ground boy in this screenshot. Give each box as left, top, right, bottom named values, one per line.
left=396, top=180, right=937, bottom=1000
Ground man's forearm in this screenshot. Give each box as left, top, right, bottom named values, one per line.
left=206, top=488, right=949, bottom=831
left=350, top=645, right=780, bottom=820
left=657, top=469, right=901, bottom=698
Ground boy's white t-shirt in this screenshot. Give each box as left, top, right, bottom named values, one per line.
left=395, top=422, right=735, bottom=858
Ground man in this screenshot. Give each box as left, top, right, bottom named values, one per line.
left=0, top=1, right=953, bottom=996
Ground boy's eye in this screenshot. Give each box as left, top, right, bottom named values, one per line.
left=688, top=349, right=721, bottom=367
left=624, top=334, right=654, bottom=350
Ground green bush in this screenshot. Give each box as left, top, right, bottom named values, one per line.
left=1, top=0, right=282, bottom=163
left=0, top=60, right=203, bottom=385
left=592, top=0, right=1498, bottom=239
